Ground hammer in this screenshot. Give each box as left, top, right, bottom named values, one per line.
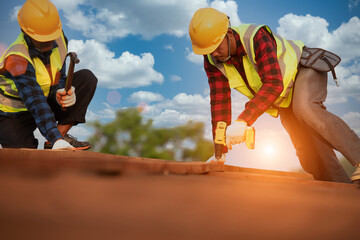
left=62, top=52, right=80, bottom=111
left=65, top=52, right=80, bottom=92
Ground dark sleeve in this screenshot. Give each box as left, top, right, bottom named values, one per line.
left=6, top=55, right=62, bottom=144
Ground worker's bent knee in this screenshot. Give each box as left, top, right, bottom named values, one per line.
left=74, top=69, right=98, bottom=88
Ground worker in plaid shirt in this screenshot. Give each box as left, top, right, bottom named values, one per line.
left=189, top=8, right=360, bottom=184
left=0, top=0, right=97, bottom=150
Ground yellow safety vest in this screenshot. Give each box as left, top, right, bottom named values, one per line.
left=208, top=24, right=304, bottom=117
left=0, top=32, right=67, bottom=113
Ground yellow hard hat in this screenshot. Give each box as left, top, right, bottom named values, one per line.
left=189, top=8, right=229, bottom=55
left=17, top=0, right=62, bottom=42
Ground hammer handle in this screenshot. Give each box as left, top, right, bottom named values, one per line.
left=62, top=52, right=79, bottom=111
left=65, top=52, right=80, bottom=92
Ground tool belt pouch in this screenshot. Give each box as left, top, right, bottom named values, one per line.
left=299, top=47, right=341, bottom=86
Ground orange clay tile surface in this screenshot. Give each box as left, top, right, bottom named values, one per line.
left=0, top=148, right=359, bottom=240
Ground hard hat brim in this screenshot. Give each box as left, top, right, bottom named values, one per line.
left=192, top=35, right=225, bottom=55
left=26, top=28, right=62, bottom=42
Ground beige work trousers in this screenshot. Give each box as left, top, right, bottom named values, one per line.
left=279, top=67, right=360, bottom=183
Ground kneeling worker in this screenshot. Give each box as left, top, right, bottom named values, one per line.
left=0, top=0, right=97, bottom=150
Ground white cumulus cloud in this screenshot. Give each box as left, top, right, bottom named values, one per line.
left=164, top=44, right=175, bottom=51
left=210, top=0, right=241, bottom=26
left=277, top=14, right=331, bottom=48
left=327, top=61, right=360, bottom=104
left=349, top=0, right=360, bottom=9
left=170, top=75, right=182, bottom=82
left=51, top=0, right=241, bottom=42
left=328, top=17, right=360, bottom=63
left=185, top=47, right=204, bottom=65
left=86, top=103, right=117, bottom=122
left=342, top=112, right=360, bottom=136
left=68, top=39, right=164, bottom=89
left=277, top=14, right=360, bottom=63
left=141, top=92, right=211, bottom=129
left=128, top=91, right=164, bottom=103
left=10, top=5, right=21, bottom=21
left=52, top=0, right=85, bottom=12
left=277, top=14, right=360, bottom=106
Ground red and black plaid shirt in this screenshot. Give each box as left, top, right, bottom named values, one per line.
left=204, top=27, right=283, bottom=138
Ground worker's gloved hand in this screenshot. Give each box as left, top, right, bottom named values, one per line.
left=206, top=153, right=226, bottom=163
left=56, top=86, right=76, bottom=108
left=52, top=139, right=75, bottom=150
left=226, top=120, right=247, bottom=149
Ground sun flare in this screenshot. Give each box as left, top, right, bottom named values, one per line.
left=264, top=145, right=275, bottom=155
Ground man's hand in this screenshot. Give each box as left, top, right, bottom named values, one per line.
left=52, top=139, right=75, bottom=150
left=206, top=153, right=226, bottom=163
left=226, top=120, right=247, bottom=149
left=56, top=86, right=76, bottom=108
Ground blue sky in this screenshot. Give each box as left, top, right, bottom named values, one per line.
left=1, top=0, right=359, bottom=171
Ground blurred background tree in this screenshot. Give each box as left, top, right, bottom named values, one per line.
left=88, top=108, right=213, bottom=162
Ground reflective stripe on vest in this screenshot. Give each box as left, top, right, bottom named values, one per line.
left=207, top=24, right=304, bottom=117
left=0, top=32, right=67, bottom=112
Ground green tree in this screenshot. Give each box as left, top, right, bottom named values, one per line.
left=88, top=108, right=213, bottom=162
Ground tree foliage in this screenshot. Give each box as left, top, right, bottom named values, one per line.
left=88, top=108, right=213, bottom=162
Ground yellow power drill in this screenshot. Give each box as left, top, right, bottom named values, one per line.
left=214, top=121, right=255, bottom=160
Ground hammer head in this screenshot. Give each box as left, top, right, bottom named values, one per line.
left=67, top=52, right=80, bottom=64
